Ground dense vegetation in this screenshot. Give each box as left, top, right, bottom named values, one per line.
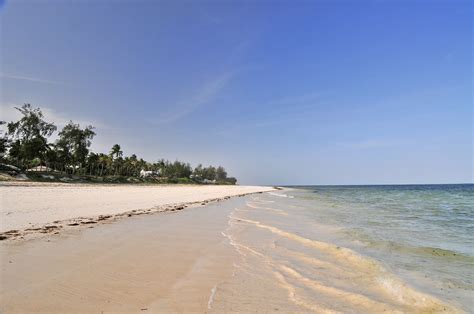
left=0, top=104, right=237, bottom=184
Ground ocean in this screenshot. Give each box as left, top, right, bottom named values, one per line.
left=220, top=184, right=473, bottom=312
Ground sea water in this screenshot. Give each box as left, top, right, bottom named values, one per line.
left=217, top=184, right=473, bottom=312
left=285, top=184, right=474, bottom=311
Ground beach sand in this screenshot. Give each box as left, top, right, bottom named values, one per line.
left=1, top=197, right=243, bottom=313
left=0, top=185, right=461, bottom=313
left=0, top=182, right=274, bottom=237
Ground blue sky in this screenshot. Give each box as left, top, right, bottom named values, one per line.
left=1, top=0, right=472, bottom=185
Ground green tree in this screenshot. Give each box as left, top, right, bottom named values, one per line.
left=203, top=166, right=216, bottom=181
left=109, top=144, right=123, bottom=160
left=56, top=121, right=96, bottom=170
left=98, top=153, right=111, bottom=176
left=44, top=148, right=59, bottom=169
left=112, top=156, right=124, bottom=175
left=216, top=166, right=227, bottom=181
left=2, top=104, right=240, bottom=183
left=174, top=161, right=192, bottom=178
left=6, top=104, right=57, bottom=164
left=0, top=121, right=8, bottom=160
left=86, top=152, right=100, bottom=175
left=160, top=160, right=192, bottom=179
left=192, top=164, right=203, bottom=179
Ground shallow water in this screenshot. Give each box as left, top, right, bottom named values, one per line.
left=218, top=185, right=473, bottom=312
left=291, top=184, right=474, bottom=310
left=2, top=187, right=472, bottom=312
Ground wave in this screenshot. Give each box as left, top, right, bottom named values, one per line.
left=221, top=229, right=264, bottom=258
left=277, top=264, right=392, bottom=311
left=245, top=202, right=288, bottom=216
left=250, top=197, right=275, bottom=203
left=229, top=215, right=377, bottom=269
left=226, top=215, right=460, bottom=312
left=268, top=192, right=294, bottom=198
left=207, top=285, right=217, bottom=310
left=277, top=246, right=350, bottom=274
left=273, top=271, right=337, bottom=313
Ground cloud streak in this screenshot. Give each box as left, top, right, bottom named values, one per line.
left=0, top=103, right=107, bottom=129
left=215, top=91, right=327, bottom=135
left=0, top=73, right=64, bottom=85
left=150, top=71, right=234, bottom=126
left=336, top=139, right=408, bottom=150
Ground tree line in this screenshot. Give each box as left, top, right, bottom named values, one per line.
left=0, top=104, right=237, bottom=184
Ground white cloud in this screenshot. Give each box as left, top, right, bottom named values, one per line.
left=336, top=139, right=407, bottom=150
left=150, top=71, right=234, bottom=126
left=215, top=91, right=327, bottom=135
left=0, top=103, right=115, bottom=153
left=0, top=73, right=64, bottom=85
left=0, top=103, right=107, bottom=130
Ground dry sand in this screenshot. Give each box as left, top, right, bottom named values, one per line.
left=0, top=182, right=274, bottom=237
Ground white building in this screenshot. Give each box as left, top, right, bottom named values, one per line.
left=140, top=169, right=161, bottom=178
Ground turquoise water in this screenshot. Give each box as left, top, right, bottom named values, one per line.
left=287, top=184, right=474, bottom=311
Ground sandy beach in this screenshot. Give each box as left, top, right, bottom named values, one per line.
left=1, top=196, right=244, bottom=313
left=0, top=182, right=274, bottom=237
left=1, top=0, right=470, bottom=312
left=0, top=184, right=464, bottom=312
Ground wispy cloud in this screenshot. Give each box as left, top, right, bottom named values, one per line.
left=263, top=92, right=326, bottom=108
left=336, top=139, right=408, bottom=150
left=215, top=91, right=327, bottom=135
left=196, top=6, right=224, bottom=25
left=0, top=103, right=107, bottom=129
left=0, top=73, right=64, bottom=85
left=150, top=71, right=234, bottom=126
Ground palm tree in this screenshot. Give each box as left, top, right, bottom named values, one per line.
left=98, top=153, right=110, bottom=176
left=109, top=144, right=123, bottom=160
left=86, top=152, right=99, bottom=175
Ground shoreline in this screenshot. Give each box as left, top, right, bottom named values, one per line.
left=0, top=185, right=466, bottom=312
left=1, top=195, right=246, bottom=313
left=0, top=182, right=275, bottom=241
left=0, top=186, right=462, bottom=313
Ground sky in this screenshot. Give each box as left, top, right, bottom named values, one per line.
left=0, top=0, right=472, bottom=185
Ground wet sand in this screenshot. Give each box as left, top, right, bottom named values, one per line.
left=1, top=197, right=241, bottom=313
left=0, top=188, right=462, bottom=313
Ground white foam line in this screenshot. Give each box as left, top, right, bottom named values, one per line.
left=251, top=198, right=275, bottom=204
left=268, top=192, right=294, bottom=198
left=245, top=202, right=288, bottom=215
left=207, top=285, right=217, bottom=309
